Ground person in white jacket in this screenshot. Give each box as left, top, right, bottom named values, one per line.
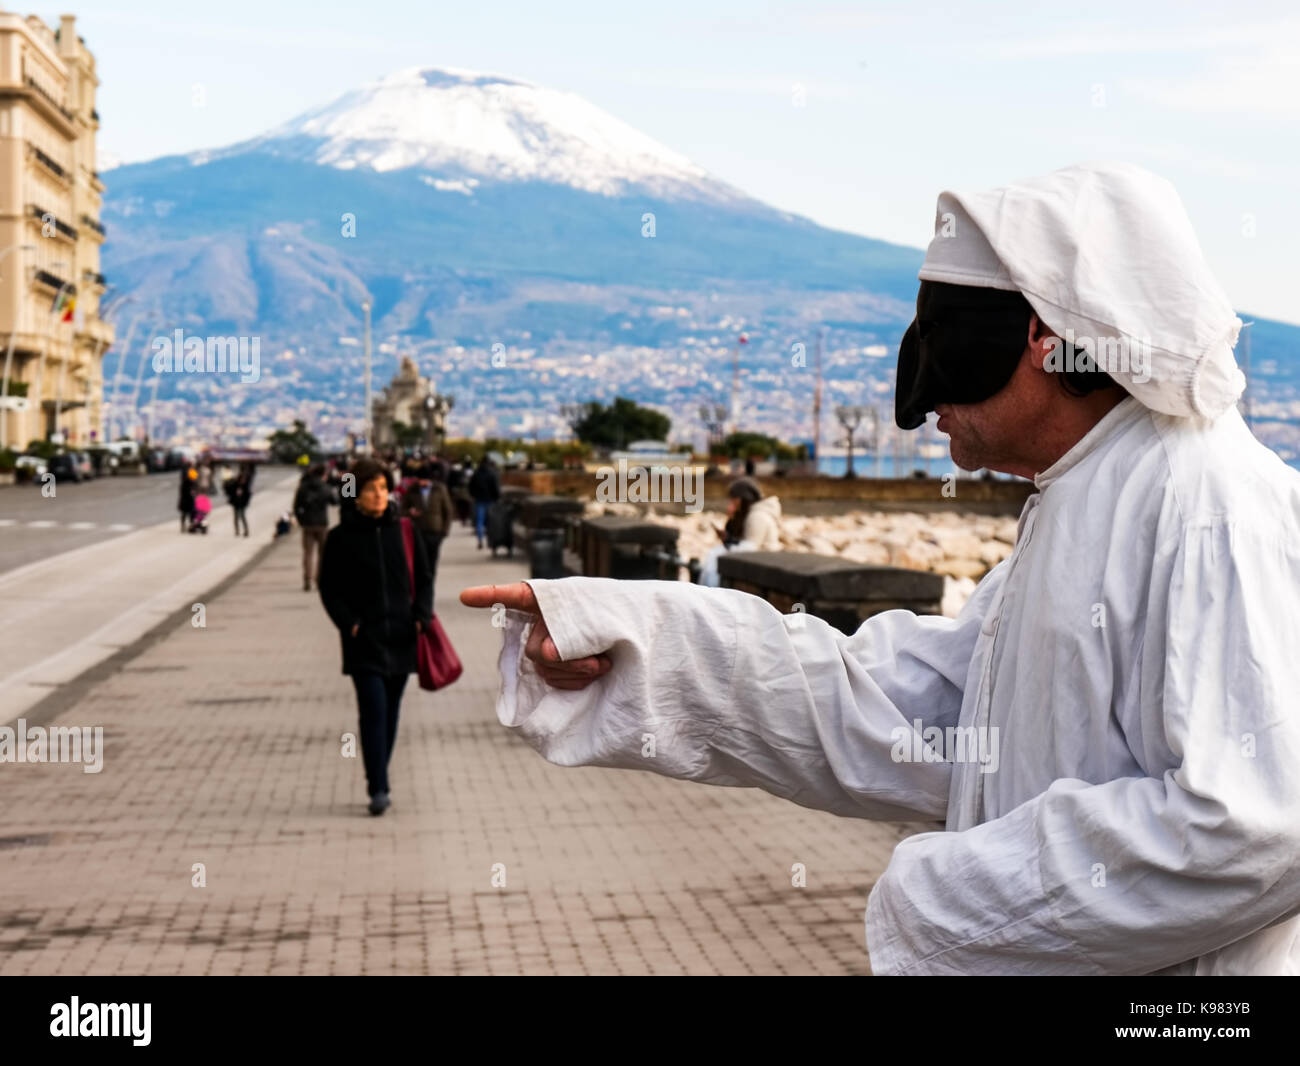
left=698, top=477, right=783, bottom=586
left=462, top=162, right=1300, bottom=975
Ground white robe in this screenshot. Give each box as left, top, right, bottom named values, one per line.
left=493, top=397, right=1300, bottom=974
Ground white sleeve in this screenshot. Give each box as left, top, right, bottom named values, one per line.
left=865, top=521, right=1300, bottom=974
left=494, top=569, right=1002, bottom=821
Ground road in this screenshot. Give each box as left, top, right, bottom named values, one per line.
left=0, top=468, right=295, bottom=574
left=0, top=467, right=302, bottom=724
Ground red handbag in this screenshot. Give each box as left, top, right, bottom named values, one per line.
left=400, top=517, right=463, bottom=692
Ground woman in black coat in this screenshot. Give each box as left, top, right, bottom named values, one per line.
left=318, top=458, right=433, bottom=815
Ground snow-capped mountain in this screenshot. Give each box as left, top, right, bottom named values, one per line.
left=201, top=66, right=739, bottom=201
left=97, top=64, right=937, bottom=440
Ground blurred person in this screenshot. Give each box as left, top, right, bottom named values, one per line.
left=318, top=458, right=432, bottom=816
left=225, top=464, right=253, bottom=537
left=177, top=464, right=197, bottom=533
left=402, top=462, right=454, bottom=581
left=293, top=464, right=334, bottom=591
left=461, top=164, right=1300, bottom=976
left=468, top=454, right=500, bottom=550
left=698, top=477, right=783, bottom=587
left=447, top=459, right=472, bottom=526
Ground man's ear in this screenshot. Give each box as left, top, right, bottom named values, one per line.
left=1026, top=314, right=1058, bottom=372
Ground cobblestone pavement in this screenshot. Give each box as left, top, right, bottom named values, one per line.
left=0, top=522, right=926, bottom=975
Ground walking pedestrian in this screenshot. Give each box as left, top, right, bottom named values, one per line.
left=318, top=458, right=433, bottom=816
left=401, top=462, right=454, bottom=597
left=225, top=463, right=253, bottom=537
left=447, top=458, right=473, bottom=526
left=468, top=454, right=500, bottom=550
left=293, top=464, right=334, bottom=591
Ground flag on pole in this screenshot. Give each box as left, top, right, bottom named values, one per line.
left=51, top=290, right=75, bottom=322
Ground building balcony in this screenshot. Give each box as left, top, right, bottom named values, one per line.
left=25, top=75, right=74, bottom=121
left=29, top=205, right=78, bottom=241
left=80, top=215, right=107, bottom=238
left=15, top=75, right=76, bottom=135
left=28, top=144, right=69, bottom=182
left=31, top=268, right=73, bottom=294
left=82, top=270, right=106, bottom=288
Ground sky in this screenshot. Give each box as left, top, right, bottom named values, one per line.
left=58, top=0, right=1300, bottom=324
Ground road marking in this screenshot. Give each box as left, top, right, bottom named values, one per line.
left=4, top=519, right=131, bottom=531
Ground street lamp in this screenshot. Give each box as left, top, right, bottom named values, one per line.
left=0, top=242, right=38, bottom=447
left=834, top=404, right=870, bottom=479
left=361, top=299, right=372, bottom=456
left=125, top=311, right=163, bottom=440
left=699, top=403, right=728, bottom=456
left=96, top=293, right=136, bottom=441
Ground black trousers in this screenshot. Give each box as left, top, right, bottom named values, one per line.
left=232, top=506, right=249, bottom=535
left=350, top=672, right=408, bottom=796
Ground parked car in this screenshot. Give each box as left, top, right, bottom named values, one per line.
left=46, top=453, right=82, bottom=482
left=74, top=452, right=95, bottom=479
left=15, top=454, right=46, bottom=480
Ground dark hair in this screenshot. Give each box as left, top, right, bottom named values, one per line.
left=728, top=477, right=761, bottom=503
left=349, top=457, right=389, bottom=492
left=725, top=478, right=761, bottom=541
left=1046, top=333, right=1125, bottom=398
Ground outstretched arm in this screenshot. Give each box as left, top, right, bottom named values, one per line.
left=463, top=571, right=1002, bottom=821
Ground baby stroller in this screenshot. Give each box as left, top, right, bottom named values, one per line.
left=189, top=493, right=212, bottom=534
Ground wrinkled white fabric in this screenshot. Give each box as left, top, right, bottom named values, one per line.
left=917, top=162, right=1246, bottom=420
left=493, top=397, right=1300, bottom=974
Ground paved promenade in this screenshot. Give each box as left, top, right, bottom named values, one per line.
left=0, top=521, right=924, bottom=975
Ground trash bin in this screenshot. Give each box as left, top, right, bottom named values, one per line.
left=528, top=527, right=566, bottom=580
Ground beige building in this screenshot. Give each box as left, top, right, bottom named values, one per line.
left=372, top=355, right=452, bottom=450
left=0, top=11, right=112, bottom=451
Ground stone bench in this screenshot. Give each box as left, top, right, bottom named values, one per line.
left=717, top=551, right=945, bottom=634
left=571, top=516, right=681, bottom=580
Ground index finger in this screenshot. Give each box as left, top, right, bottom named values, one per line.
left=459, top=582, right=539, bottom=612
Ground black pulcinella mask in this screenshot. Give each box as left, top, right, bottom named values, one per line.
left=894, top=281, right=1035, bottom=430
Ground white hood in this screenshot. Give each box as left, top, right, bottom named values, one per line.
left=917, top=162, right=1245, bottom=420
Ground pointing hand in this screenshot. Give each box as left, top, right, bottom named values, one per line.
left=460, top=582, right=613, bottom=691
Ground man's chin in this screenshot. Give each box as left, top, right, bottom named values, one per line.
left=946, top=440, right=985, bottom=473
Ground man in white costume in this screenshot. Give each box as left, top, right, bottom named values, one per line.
left=462, top=163, right=1300, bottom=975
